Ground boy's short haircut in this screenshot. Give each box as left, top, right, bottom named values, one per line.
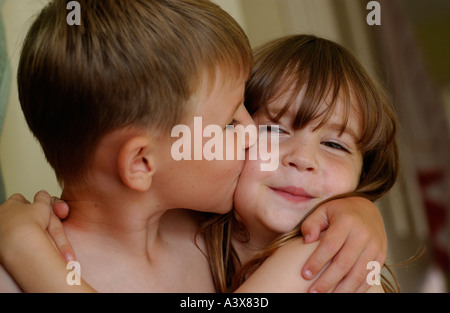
left=18, top=0, right=252, bottom=185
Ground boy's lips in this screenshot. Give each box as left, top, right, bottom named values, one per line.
left=269, top=186, right=315, bottom=203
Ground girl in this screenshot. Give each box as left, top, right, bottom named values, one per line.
left=202, top=34, right=399, bottom=293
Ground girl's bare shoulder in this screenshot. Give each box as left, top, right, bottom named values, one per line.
left=236, top=237, right=321, bottom=293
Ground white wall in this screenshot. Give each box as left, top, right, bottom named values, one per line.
left=1, top=0, right=61, bottom=200
left=212, top=0, right=247, bottom=31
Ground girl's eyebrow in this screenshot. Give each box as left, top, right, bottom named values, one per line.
left=263, top=107, right=290, bottom=121
left=261, top=107, right=360, bottom=140
left=324, top=122, right=358, bottom=141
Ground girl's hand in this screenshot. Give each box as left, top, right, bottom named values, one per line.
left=48, top=197, right=75, bottom=262
left=49, top=197, right=75, bottom=262
left=300, top=197, right=387, bottom=293
left=0, top=191, right=75, bottom=264
left=0, top=191, right=94, bottom=293
left=0, top=191, right=52, bottom=263
left=52, top=197, right=70, bottom=220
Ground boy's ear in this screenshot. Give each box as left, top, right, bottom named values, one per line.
left=117, top=136, right=155, bottom=192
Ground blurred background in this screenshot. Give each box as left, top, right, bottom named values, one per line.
left=1, top=0, right=449, bottom=292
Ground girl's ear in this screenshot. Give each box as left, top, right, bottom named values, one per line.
left=117, top=136, right=155, bottom=192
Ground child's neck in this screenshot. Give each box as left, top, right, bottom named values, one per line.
left=60, top=184, right=167, bottom=258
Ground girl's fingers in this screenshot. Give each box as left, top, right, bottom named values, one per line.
left=52, top=198, right=70, bottom=220
left=8, top=193, right=31, bottom=204
left=47, top=214, right=76, bottom=262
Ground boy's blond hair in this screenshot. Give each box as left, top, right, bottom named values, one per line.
left=18, top=0, right=252, bottom=184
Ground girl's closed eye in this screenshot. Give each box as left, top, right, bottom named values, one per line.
left=259, top=123, right=288, bottom=135
left=228, top=119, right=239, bottom=126
left=225, top=119, right=240, bottom=130
left=266, top=124, right=284, bottom=134
left=321, top=140, right=350, bottom=153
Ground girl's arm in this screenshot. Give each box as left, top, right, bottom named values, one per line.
left=300, top=197, right=387, bottom=293
left=0, top=191, right=95, bottom=293
left=235, top=237, right=384, bottom=293
left=235, top=238, right=320, bottom=293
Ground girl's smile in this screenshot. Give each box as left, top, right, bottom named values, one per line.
left=269, top=186, right=315, bottom=204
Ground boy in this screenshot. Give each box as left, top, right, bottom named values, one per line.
left=1, top=0, right=253, bottom=292
left=0, top=0, right=386, bottom=292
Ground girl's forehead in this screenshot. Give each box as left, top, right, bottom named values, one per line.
left=259, top=84, right=363, bottom=136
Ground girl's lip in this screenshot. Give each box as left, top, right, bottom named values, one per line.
left=269, top=186, right=315, bottom=203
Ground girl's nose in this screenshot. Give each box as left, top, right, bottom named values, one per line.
left=281, top=135, right=317, bottom=173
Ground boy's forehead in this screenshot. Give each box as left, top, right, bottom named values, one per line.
left=188, top=68, right=246, bottom=116
left=198, top=68, right=246, bottom=102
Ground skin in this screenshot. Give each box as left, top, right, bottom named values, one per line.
left=234, top=90, right=363, bottom=255
left=0, top=70, right=387, bottom=293
left=233, top=86, right=382, bottom=293
left=0, top=69, right=254, bottom=292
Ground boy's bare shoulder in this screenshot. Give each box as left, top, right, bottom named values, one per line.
left=0, top=264, right=22, bottom=293
left=158, top=209, right=215, bottom=292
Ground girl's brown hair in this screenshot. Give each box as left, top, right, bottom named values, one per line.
left=201, top=34, right=399, bottom=293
